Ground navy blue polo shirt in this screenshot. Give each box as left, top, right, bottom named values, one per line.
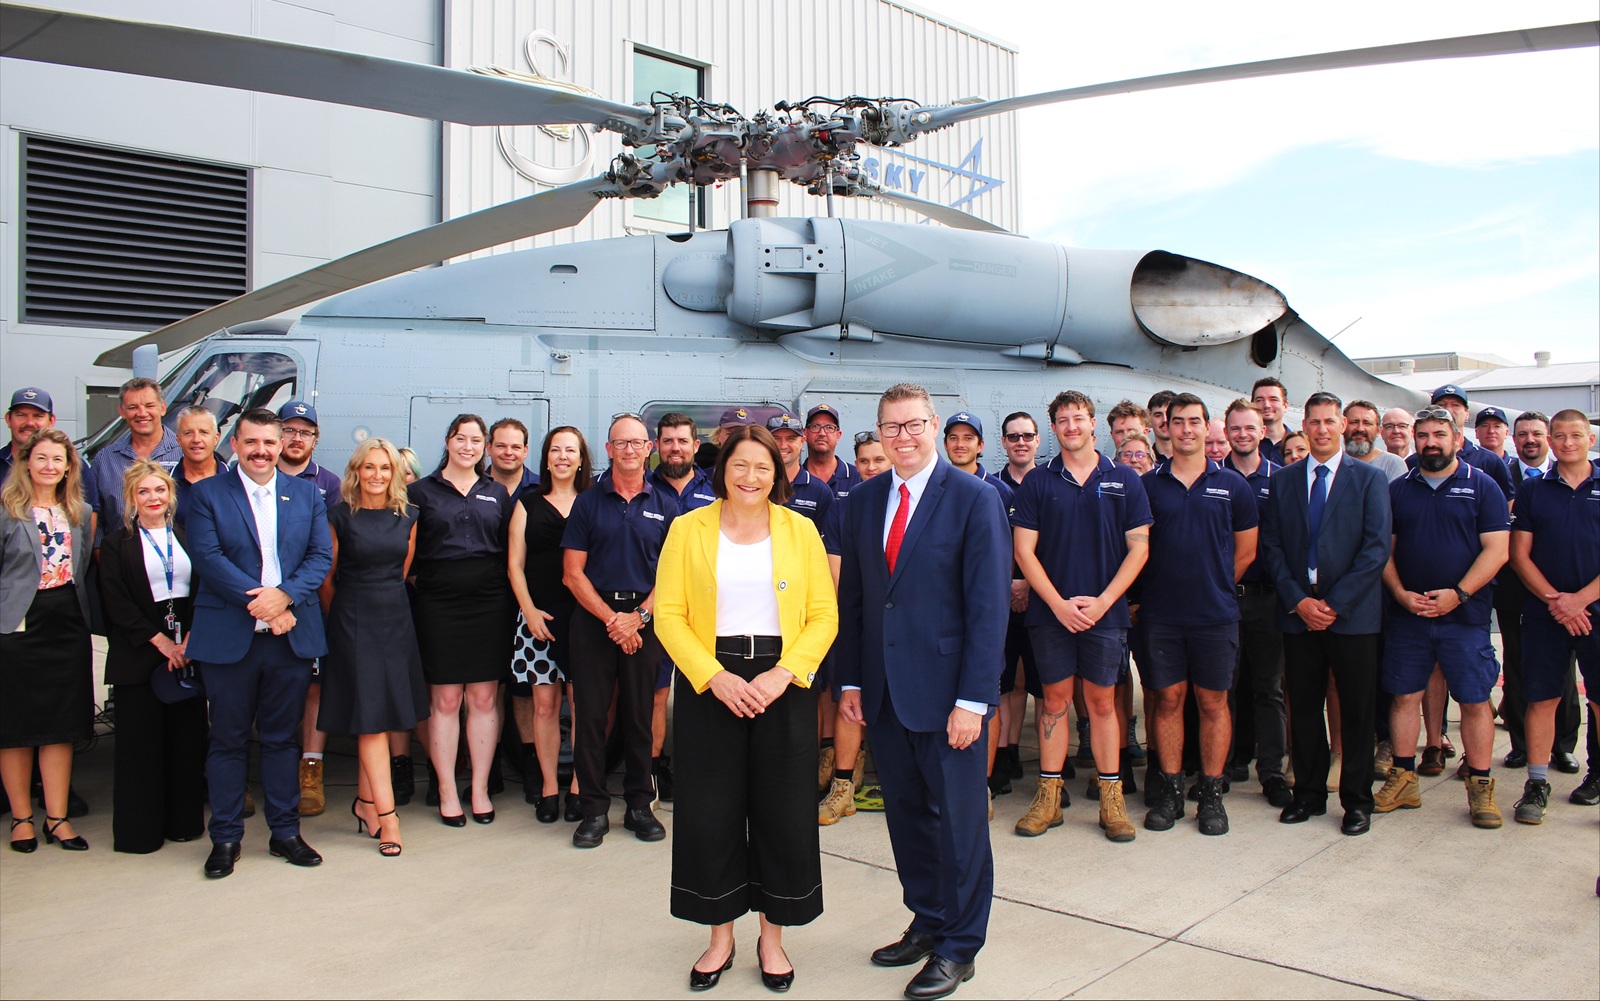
left=1010, top=452, right=1152, bottom=632
left=292, top=459, right=344, bottom=504
left=649, top=465, right=717, bottom=512
left=1259, top=435, right=1285, bottom=468
left=507, top=465, right=541, bottom=504
left=812, top=458, right=860, bottom=500
left=1225, top=453, right=1279, bottom=583
left=998, top=464, right=1036, bottom=490
left=1407, top=437, right=1514, bottom=502
left=785, top=468, right=834, bottom=526
left=1139, top=460, right=1259, bottom=627
left=1388, top=462, right=1509, bottom=626
left=977, top=468, right=1015, bottom=514
left=562, top=474, right=678, bottom=593
left=1511, top=459, right=1600, bottom=624
left=410, top=471, right=512, bottom=561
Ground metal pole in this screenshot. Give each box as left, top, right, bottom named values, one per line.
left=747, top=168, right=779, bottom=218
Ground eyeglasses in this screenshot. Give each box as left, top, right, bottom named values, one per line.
left=280, top=427, right=318, bottom=440
left=877, top=418, right=931, bottom=438
left=1380, top=422, right=1412, bottom=431
left=609, top=439, right=649, bottom=451
left=1003, top=432, right=1038, bottom=443
left=807, top=423, right=840, bottom=434
left=1119, top=451, right=1148, bottom=462
left=853, top=430, right=880, bottom=445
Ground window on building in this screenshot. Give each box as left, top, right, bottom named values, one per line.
left=632, top=49, right=705, bottom=229
left=20, top=135, right=249, bottom=330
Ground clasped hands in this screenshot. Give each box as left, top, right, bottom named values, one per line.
left=605, top=610, right=645, bottom=653
left=247, top=586, right=297, bottom=635
left=1295, top=596, right=1338, bottom=631
left=1545, top=591, right=1593, bottom=636
left=709, top=667, right=792, bottom=718
left=1393, top=588, right=1462, bottom=619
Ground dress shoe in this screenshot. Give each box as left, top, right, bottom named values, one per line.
left=573, top=814, right=609, bottom=848
left=43, top=816, right=88, bottom=851
left=439, top=809, right=467, bottom=828
left=871, top=928, right=935, bottom=967
left=1503, top=749, right=1528, bottom=769
left=534, top=794, right=560, bottom=823
left=9, top=815, right=38, bottom=854
left=1279, top=800, right=1327, bottom=824
left=904, top=954, right=975, bottom=1000
left=563, top=791, right=583, bottom=823
left=623, top=806, right=666, bottom=841
left=1570, top=772, right=1600, bottom=806
left=1340, top=809, right=1371, bottom=836
left=204, top=841, right=241, bottom=878
left=1261, top=775, right=1293, bottom=808
left=759, top=940, right=794, bottom=992
left=689, top=942, right=734, bottom=991
left=268, top=835, right=323, bottom=866
left=1552, top=751, right=1582, bottom=774
left=471, top=808, right=496, bottom=825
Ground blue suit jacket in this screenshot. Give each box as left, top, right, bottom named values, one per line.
left=1260, top=457, right=1391, bottom=635
left=834, top=460, right=1011, bottom=732
left=184, top=470, right=332, bottom=664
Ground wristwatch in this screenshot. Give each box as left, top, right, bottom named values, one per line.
left=1452, top=585, right=1471, bottom=605
left=636, top=607, right=652, bottom=626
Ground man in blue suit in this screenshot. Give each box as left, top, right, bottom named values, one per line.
left=186, top=408, right=332, bottom=877
left=1260, top=392, right=1392, bottom=836
left=837, top=383, right=1011, bottom=1000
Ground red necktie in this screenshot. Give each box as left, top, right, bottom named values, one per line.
left=886, top=482, right=910, bottom=573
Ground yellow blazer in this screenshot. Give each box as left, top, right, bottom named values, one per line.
left=654, top=500, right=838, bottom=694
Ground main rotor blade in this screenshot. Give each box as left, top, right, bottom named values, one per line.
left=917, top=21, right=1600, bottom=132
left=0, top=2, right=653, bottom=130
left=865, top=185, right=1008, bottom=233
left=94, top=176, right=618, bottom=367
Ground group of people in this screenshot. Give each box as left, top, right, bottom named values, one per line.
left=1, top=374, right=1595, bottom=1001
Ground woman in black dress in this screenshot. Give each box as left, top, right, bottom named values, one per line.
left=317, top=438, right=429, bottom=856
left=410, top=415, right=514, bottom=826
left=99, top=460, right=207, bottom=853
left=507, top=426, right=592, bottom=823
left=0, top=428, right=95, bottom=853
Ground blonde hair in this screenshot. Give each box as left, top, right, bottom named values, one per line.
left=1, top=428, right=87, bottom=526
left=120, top=459, right=178, bottom=532
left=341, top=438, right=410, bottom=514
left=397, top=447, right=424, bottom=483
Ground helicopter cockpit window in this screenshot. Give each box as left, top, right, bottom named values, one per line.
left=164, top=351, right=299, bottom=460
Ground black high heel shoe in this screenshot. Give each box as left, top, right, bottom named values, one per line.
left=759, top=940, right=794, bottom=992
left=471, top=807, right=496, bottom=825
left=352, top=797, right=379, bottom=839
left=534, top=794, right=560, bottom=824
left=376, top=809, right=402, bottom=857
left=9, top=815, right=37, bottom=854
left=439, top=808, right=467, bottom=828
left=43, top=816, right=88, bottom=851
left=689, top=942, right=735, bottom=991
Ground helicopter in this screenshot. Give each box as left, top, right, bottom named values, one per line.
left=4, top=3, right=1594, bottom=468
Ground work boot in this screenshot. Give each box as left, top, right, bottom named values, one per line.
left=298, top=758, right=325, bottom=816
left=1373, top=739, right=1394, bottom=774
left=1097, top=779, right=1136, bottom=843
left=1467, top=776, right=1501, bottom=829
left=817, top=745, right=836, bottom=794
left=1143, top=772, right=1185, bottom=832
left=390, top=755, right=414, bottom=807
left=1126, top=715, right=1147, bottom=763
left=1513, top=779, right=1550, bottom=825
left=1014, top=777, right=1064, bottom=837
left=853, top=751, right=867, bottom=789
left=1195, top=776, right=1229, bottom=835
left=1373, top=767, right=1421, bottom=813
left=818, top=777, right=856, bottom=826
left=1074, top=719, right=1093, bottom=766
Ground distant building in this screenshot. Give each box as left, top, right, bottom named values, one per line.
left=1359, top=350, right=1599, bottom=421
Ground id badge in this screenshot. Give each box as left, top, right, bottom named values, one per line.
left=173, top=621, right=184, bottom=645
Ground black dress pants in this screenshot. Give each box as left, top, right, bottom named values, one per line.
left=569, top=603, right=659, bottom=818
left=1283, top=631, right=1377, bottom=813
left=112, top=682, right=208, bottom=853
left=1231, top=592, right=1287, bottom=781
left=671, top=653, right=822, bottom=926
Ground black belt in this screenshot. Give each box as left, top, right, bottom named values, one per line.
left=714, top=635, right=783, bottom=660
left=1236, top=582, right=1275, bottom=596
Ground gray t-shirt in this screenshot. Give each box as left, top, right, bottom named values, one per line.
left=1361, top=448, right=1409, bottom=482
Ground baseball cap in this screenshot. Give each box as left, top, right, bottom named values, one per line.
left=944, top=411, right=984, bottom=438
left=278, top=401, right=319, bottom=426
left=1431, top=385, right=1468, bottom=407
left=767, top=413, right=806, bottom=434
left=8, top=387, right=53, bottom=414
left=805, top=404, right=841, bottom=426
left=1474, top=406, right=1509, bottom=428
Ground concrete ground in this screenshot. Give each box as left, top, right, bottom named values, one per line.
left=2, top=659, right=1597, bottom=1000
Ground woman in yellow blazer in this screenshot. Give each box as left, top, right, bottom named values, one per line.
left=655, top=424, right=838, bottom=993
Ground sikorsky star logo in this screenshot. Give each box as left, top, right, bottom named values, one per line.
left=861, top=138, right=1004, bottom=210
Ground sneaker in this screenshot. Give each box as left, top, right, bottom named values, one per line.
left=1373, top=739, right=1394, bottom=774
left=1373, top=767, right=1421, bottom=813
left=1513, top=779, right=1550, bottom=825
left=818, top=777, right=856, bottom=826
left=1195, top=776, right=1229, bottom=836
left=1143, top=772, right=1185, bottom=832
left=1014, top=777, right=1065, bottom=837
left=1097, top=779, right=1136, bottom=842
left=1467, top=776, right=1501, bottom=829
left=816, top=745, right=836, bottom=794
left=1418, top=746, right=1445, bottom=777
left=1570, top=772, right=1600, bottom=806
left=298, top=758, right=326, bottom=816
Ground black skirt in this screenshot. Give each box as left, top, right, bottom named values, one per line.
left=0, top=585, right=94, bottom=748
left=412, top=556, right=515, bottom=685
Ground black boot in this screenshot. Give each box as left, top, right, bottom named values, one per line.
left=1196, top=775, right=1229, bottom=835
left=652, top=755, right=675, bottom=803
left=1144, top=772, right=1185, bottom=831
left=391, top=755, right=414, bottom=807
left=1120, top=746, right=1138, bottom=795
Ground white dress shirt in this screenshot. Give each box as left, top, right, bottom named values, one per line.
left=1305, top=449, right=1344, bottom=587
left=238, top=466, right=282, bottom=630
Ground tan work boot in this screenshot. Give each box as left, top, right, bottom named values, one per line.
left=1097, top=779, right=1136, bottom=843
left=817, top=745, right=836, bottom=793
left=1014, top=777, right=1064, bottom=837
left=818, top=777, right=856, bottom=826
left=298, top=757, right=326, bottom=816
left=1373, top=767, right=1421, bottom=813
left=852, top=751, right=866, bottom=791
left=1467, top=775, right=1502, bottom=829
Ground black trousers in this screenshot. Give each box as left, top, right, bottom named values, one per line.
left=671, top=653, right=822, bottom=926
left=1231, top=592, right=1287, bottom=782
left=1495, top=592, right=1581, bottom=755
left=112, top=682, right=208, bottom=853
left=1283, top=631, right=1377, bottom=813
left=569, top=603, right=659, bottom=818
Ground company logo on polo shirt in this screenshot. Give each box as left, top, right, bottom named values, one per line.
left=790, top=498, right=818, bottom=510
left=473, top=493, right=499, bottom=503
left=1205, top=487, right=1232, bottom=499
left=642, top=509, right=665, bottom=521
left=1447, top=486, right=1475, bottom=497
left=1096, top=479, right=1125, bottom=495
left=692, top=491, right=716, bottom=503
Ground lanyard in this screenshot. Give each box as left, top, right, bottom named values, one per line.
left=139, top=524, right=175, bottom=592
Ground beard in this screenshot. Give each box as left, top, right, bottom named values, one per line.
left=1418, top=449, right=1454, bottom=472
left=1344, top=437, right=1373, bottom=457
left=657, top=458, right=694, bottom=479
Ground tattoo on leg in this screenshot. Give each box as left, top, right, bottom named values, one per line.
left=1041, top=708, right=1067, bottom=740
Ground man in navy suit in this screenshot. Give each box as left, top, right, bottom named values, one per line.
left=1260, top=392, right=1392, bottom=836
left=837, top=383, right=1011, bottom=1000
left=186, top=408, right=332, bottom=877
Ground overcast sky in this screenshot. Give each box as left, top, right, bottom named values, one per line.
left=902, top=0, right=1599, bottom=365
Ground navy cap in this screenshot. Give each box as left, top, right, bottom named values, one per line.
left=767, top=413, right=806, bottom=434
left=278, top=400, right=318, bottom=426
left=150, top=664, right=203, bottom=704
left=805, top=404, right=841, bottom=425
left=1431, top=384, right=1468, bottom=407
left=1474, top=406, right=1509, bottom=427
left=8, top=387, right=53, bottom=414
left=944, top=411, right=984, bottom=438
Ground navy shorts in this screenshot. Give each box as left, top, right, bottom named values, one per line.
left=1522, top=614, right=1600, bottom=704
left=656, top=654, right=674, bottom=691
left=1001, top=611, right=1038, bottom=698
left=1028, top=623, right=1126, bottom=689
left=1142, top=621, right=1239, bottom=692
left=1382, top=614, right=1498, bottom=704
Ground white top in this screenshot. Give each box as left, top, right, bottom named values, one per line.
left=137, top=524, right=192, bottom=601
left=882, top=454, right=940, bottom=547
left=1305, top=450, right=1344, bottom=587
left=715, top=532, right=782, bottom=636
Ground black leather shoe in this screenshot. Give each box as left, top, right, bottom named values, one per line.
left=759, top=940, right=793, bottom=992
left=268, top=835, right=323, bottom=866
left=1503, top=749, right=1528, bottom=769
left=904, top=955, right=975, bottom=1000
left=1570, top=772, right=1600, bottom=806
left=689, top=943, right=734, bottom=991
left=1341, top=809, right=1371, bottom=836
left=471, top=808, right=496, bottom=825
left=871, top=928, right=935, bottom=967
left=1279, top=800, right=1327, bottom=824
left=204, top=841, right=241, bottom=878
left=623, top=806, right=666, bottom=841
left=563, top=791, right=584, bottom=823
left=573, top=814, right=609, bottom=848
left=534, top=795, right=560, bottom=823
left=1262, top=775, right=1293, bottom=809
left=1552, top=751, right=1582, bottom=774
left=439, top=809, right=467, bottom=828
